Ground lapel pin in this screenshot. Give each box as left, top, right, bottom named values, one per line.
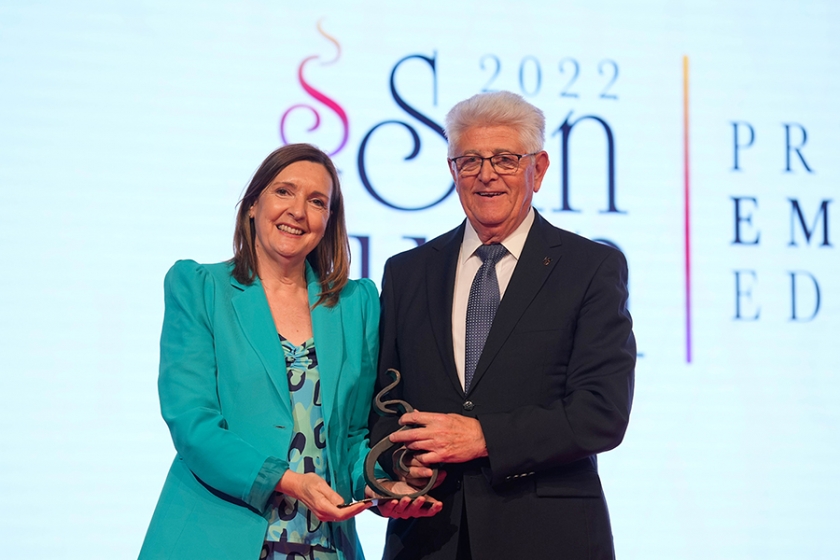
left=543, top=257, right=551, bottom=266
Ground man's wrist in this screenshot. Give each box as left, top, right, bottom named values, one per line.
left=471, top=417, right=489, bottom=459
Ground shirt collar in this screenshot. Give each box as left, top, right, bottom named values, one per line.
left=461, top=207, right=535, bottom=264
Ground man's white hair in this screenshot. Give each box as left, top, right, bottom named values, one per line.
left=444, top=91, right=545, bottom=157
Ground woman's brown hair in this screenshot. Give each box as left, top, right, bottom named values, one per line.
left=231, top=143, right=349, bottom=308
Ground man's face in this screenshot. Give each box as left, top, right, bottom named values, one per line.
left=449, top=125, right=549, bottom=243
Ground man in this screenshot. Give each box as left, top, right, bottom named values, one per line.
left=369, top=91, right=636, bottom=559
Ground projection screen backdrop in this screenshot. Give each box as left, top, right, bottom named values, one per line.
left=1, top=1, right=838, bottom=558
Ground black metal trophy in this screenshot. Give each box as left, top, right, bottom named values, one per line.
left=364, top=368, right=439, bottom=499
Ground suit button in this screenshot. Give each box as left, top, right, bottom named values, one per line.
left=462, top=401, right=475, bottom=411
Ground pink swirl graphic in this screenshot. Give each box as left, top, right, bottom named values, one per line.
left=279, top=21, right=349, bottom=156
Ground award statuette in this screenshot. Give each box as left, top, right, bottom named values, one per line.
left=364, top=368, right=439, bottom=499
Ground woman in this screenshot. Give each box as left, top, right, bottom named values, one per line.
left=139, top=144, right=436, bottom=560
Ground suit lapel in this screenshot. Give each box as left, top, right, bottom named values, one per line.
left=307, top=263, right=341, bottom=429
left=230, top=274, right=292, bottom=418
left=468, top=212, right=564, bottom=394
left=426, top=223, right=466, bottom=397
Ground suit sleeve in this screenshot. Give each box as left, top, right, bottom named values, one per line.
left=344, top=278, right=383, bottom=499
left=479, top=249, right=636, bottom=485
left=158, top=260, right=287, bottom=512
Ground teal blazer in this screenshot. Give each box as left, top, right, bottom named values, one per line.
left=139, top=260, right=379, bottom=560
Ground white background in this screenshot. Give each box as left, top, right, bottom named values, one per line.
left=1, top=1, right=838, bottom=558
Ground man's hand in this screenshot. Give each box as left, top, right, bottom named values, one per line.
left=393, top=449, right=447, bottom=490
left=389, top=410, right=488, bottom=465
left=365, top=481, right=443, bottom=519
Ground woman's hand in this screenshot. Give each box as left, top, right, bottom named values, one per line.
left=365, top=480, right=443, bottom=519
left=276, top=471, right=370, bottom=522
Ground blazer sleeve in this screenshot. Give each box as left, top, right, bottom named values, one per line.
left=158, top=260, right=287, bottom=513
left=339, top=279, right=382, bottom=499
left=479, top=249, right=636, bottom=484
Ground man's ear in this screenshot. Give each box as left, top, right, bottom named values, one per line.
left=531, top=151, right=550, bottom=193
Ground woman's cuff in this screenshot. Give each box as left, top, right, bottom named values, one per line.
left=247, top=456, right=287, bottom=512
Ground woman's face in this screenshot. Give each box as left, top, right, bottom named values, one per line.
left=249, top=160, right=332, bottom=270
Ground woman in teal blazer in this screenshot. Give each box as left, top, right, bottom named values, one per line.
left=140, top=144, right=399, bottom=560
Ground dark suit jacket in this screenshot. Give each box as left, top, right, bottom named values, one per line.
left=369, top=212, right=636, bottom=560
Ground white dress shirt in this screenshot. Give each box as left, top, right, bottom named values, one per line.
left=451, top=208, right=535, bottom=390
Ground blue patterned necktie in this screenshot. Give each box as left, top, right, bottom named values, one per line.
left=464, top=243, right=508, bottom=392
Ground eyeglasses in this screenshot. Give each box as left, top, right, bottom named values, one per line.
left=448, top=152, right=537, bottom=176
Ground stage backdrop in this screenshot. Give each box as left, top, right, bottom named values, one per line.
left=1, top=1, right=838, bottom=558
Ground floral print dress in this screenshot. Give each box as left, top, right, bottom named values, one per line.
left=262, top=336, right=337, bottom=560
